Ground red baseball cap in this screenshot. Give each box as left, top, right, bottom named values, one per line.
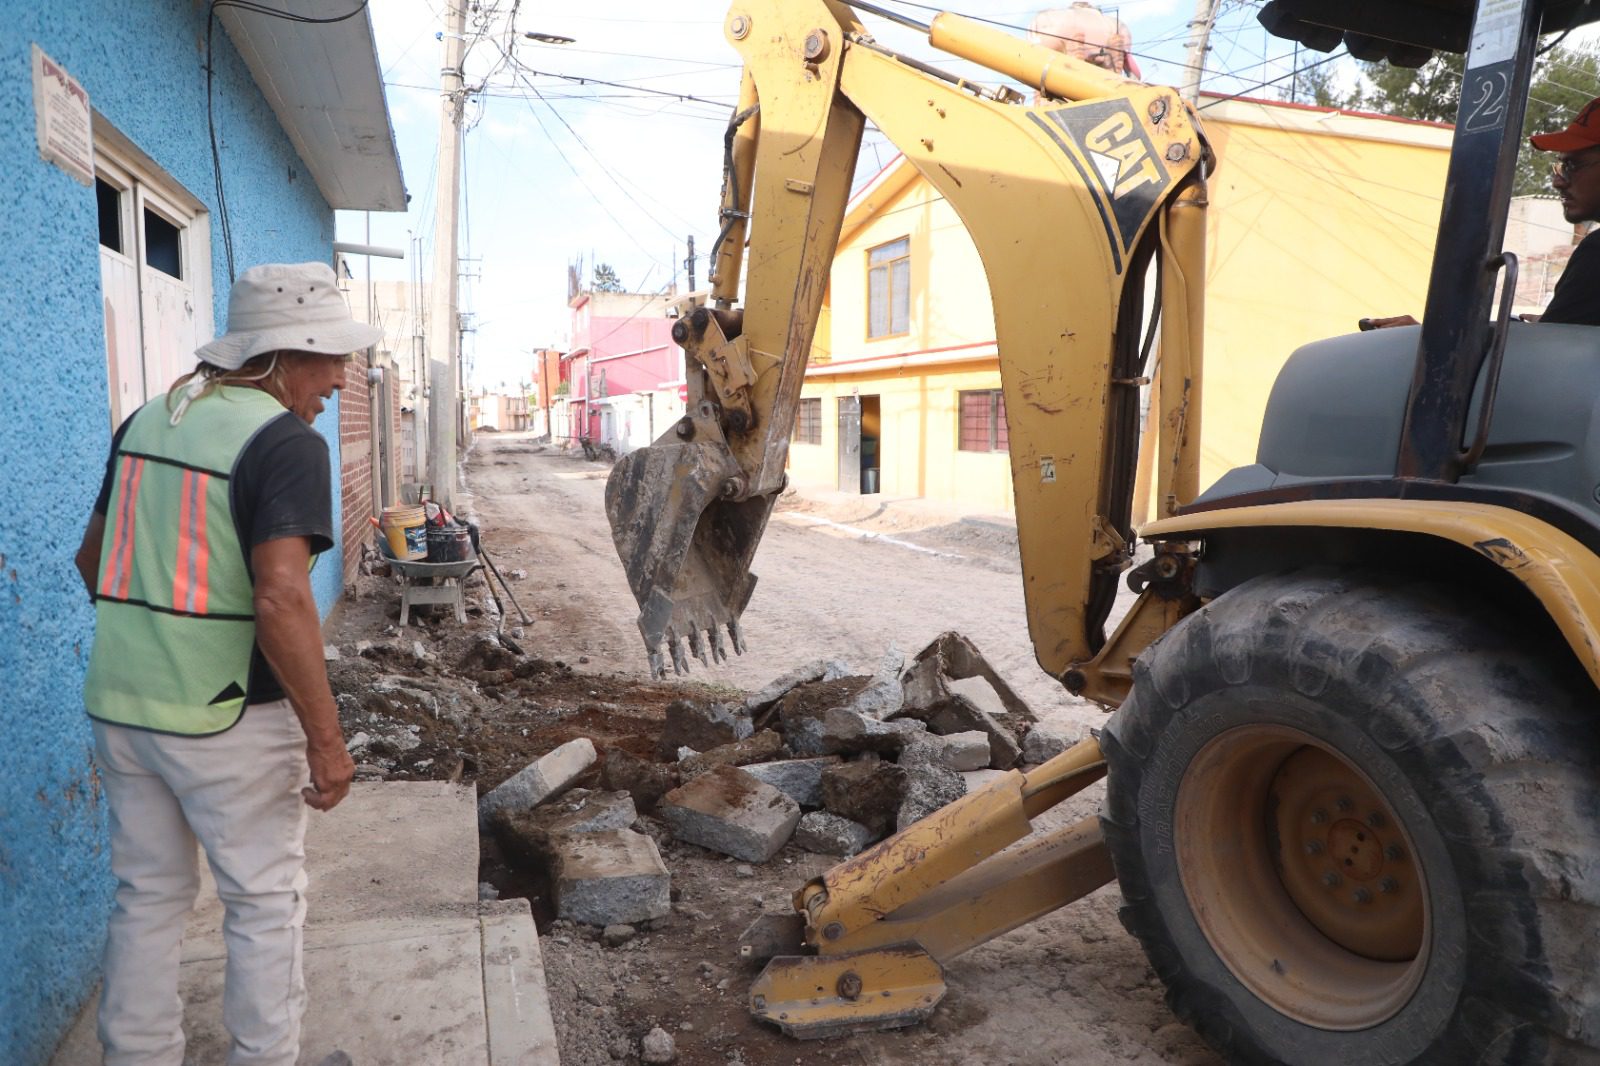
left=1530, top=97, right=1600, bottom=152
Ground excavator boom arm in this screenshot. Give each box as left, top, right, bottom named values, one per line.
left=605, top=0, right=1208, bottom=681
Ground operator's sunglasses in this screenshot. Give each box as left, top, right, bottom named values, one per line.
left=1552, top=152, right=1600, bottom=180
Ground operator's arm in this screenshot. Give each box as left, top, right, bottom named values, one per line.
left=75, top=512, right=105, bottom=601
left=252, top=535, right=352, bottom=811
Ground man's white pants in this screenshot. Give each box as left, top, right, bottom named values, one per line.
left=92, top=699, right=311, bottom=1066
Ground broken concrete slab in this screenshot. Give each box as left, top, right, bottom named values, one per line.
left=926, top=681, right=1022, bottom=770
left=738, top=912, right=806, bottom=962
left=550, top=828, right=672, bottom=926
left=489, top=788, right=637, bottom=869
left=1021, top=722, right=1074, bottom=765
left=600, top=748, right=679, bottom=815
left=657, top=700, right=753, bottom=759
left=962, top=768, right=1009, bottom=794
left=775, top=676, right=872, bottom=756
left=794, top=811, right=876, bottom=857
left=822, top=707, right=925, bottom=755
left=899, top=631, right=1037, bottom=724
left=741, top=756, right=839, bottom=808
left=897, top=762, right=966, bottom=833
left=743, top=658, right=850, bottom=716
left=821, top=759, right=908, bottom=835
left=659, top=766, right=802, bottom=863
left=837, top=675, right=903, bottom=721
left=478, top=737, right=595, bottom=821
left=899, top=730, right=990, bottom=772
left=678, top=729, right=784, bottom=778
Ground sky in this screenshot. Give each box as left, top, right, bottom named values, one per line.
left=331, top=0, right=1414, bottom=391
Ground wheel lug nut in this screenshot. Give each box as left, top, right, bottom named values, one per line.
left=1336, top=796, right=1354, bottom=812
left=1367, top=811, right=1386, bottom=828
left=1323, top=871, right=1342, bottom=888
left=1353, top=887, right=1372, bottom=904
left=1380, top=877, right=1399, bottom=894
left=1304, top=840, right=1324, bottom=856
left=1385, top=844, right=1404, bottom=861
left=1310, top=808, right=1328, bottom=825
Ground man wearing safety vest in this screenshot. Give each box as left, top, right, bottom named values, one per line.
left=74, top=262, right=380, bottom=1066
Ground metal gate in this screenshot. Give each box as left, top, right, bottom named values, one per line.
left=837, top=394, right=861, bottom=493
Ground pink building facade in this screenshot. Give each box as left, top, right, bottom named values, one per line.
left=566, top=291, right=684, bottom=454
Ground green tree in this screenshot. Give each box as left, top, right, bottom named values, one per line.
left=1333, top=45, right=1600, bottom=195
left=592, top=262, right=624, bottom=293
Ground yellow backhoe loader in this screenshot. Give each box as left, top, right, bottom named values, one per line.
left=603, top=0, right=1600, bottom=1061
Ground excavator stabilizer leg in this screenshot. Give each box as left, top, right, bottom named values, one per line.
left=750, top=946, right=946, bottom=1040
left=604, top=438, right=772, bottom=676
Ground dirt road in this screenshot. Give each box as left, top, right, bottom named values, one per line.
left=455, top=433, right=1219, bottom=1066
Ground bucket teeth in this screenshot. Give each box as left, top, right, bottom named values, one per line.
left=729, top=619, right=747, bottom=656
left=689, top=626, right=710, bottom=667
left=670, top=636, right=691, bottom=676
left=648, top=649, right=667, bottom=680
left=709, top=624, right=727, bottom=663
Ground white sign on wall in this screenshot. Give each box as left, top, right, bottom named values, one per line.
left=31, top=44, right=93, bottom=186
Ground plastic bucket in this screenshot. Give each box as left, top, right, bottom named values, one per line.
left=427, top=525, right=473, bottom=563
left=380, top=505, right=428, bottom=561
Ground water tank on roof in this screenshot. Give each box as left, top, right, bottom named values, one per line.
left=1028, top=4, right=1140, bottom=78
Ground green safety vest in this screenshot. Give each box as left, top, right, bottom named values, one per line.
left=84, top=386, right=296, bottom=735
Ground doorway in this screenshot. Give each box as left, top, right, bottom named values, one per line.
left=859, top=394, right=881, bottom=494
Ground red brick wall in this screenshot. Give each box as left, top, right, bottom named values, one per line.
left=339, top=360, right=374, bottom=583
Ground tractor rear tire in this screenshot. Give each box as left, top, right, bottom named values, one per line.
left=1102, top=568, right=1600, bottom=1065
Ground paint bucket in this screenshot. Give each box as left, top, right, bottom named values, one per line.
left=380, top=505, right=428, bottom=561
left=427, top=524, right=473, bottom=563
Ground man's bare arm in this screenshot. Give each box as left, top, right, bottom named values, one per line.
left=76, top=512, right=106, bottom=601
left=252, top=536, right=353, bottom=811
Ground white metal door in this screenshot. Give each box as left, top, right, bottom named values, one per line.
left=135, top=186, right=199, bottom=401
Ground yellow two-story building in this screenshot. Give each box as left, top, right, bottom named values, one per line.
left=788, top=94, right=1453, bottom=515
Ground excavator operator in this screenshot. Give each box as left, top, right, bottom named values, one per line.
left=1366, top=96, right=1600, bottom=329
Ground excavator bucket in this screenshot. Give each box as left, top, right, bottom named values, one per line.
left=604, top=438, right=774, bottom=677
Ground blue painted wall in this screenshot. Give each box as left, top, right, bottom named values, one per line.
left=0, top=5, right=346, bottom=1062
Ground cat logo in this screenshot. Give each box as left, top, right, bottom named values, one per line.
left=1029, top=98, right=1173, bottom=271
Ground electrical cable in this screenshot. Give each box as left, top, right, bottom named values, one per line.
left=204, top=0, right=371, bottom=281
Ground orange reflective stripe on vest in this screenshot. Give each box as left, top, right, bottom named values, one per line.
left=172, top=468, right=213, bottom=615
left=101, top=455, right=146, bottom=600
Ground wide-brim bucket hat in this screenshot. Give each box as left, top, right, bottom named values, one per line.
left=195, top=262, right=384, bottom=369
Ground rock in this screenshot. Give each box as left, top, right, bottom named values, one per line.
left=478, top=882, right=499, bottom=900
left=820, top=760, right=908, bottom=835
left=734, top=864, right=754, bottom=878
left=897, top=632, right=1035, bottom=768
left=922, top=676, right=1022, bottom=770
left=737, top=912, right=807, bottom=962
left=489, top=789, right=638, bottom=868
left=323, top=643, right=341, bottom=662
left=679, top=730, right=784, bottom=777
left=744, top=658, right=851, bottom=716
left=657, top=700, right=753, bottom=759
left=774, top=676, right=873, bottom=756
left=961, top=768, right=1008, bottom=794
left=550, top=829, right=672, bottom=926
left=478, top=738, right=597, bottom=821
left=1021, top=722, right=1074, bottom=764
left=346, top=731, right=372, bottom=751
left=897, top=762, right=966, bottom=832
left=822, top=707, right=925, bottom=754
left=641, top=1026, right=677, bottom=1064
left=793, top=811, right=876, bottom=857
left=900, top=730, right=990, bottom=772
left=601, top=923, right=636, bottom=947
left=676, top=746, right=700, bottom=761
left=741, top=756, right=840, bottom=808
left=600, top=748, right=679, bottom=815
left=659, top=766, right=802, bottom=863
left=412, top=640, right=430, bottom=660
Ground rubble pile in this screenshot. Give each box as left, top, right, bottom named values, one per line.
left=480, top=631, right=1044, bottom=929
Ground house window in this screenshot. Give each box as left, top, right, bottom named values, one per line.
left=958, top=389, right=1009, bottom=452
left=794, top=397, right=821, bottom=444
left=867, top=237, right=910, bottom=339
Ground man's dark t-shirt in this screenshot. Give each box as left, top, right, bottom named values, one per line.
left=94, top=397, right=334, bottom=707
left=1541, top=229, right=1600, bottom=326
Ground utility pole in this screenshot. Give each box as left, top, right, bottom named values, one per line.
left=427, top=0, right=467, bottom=507
left=685, top=235, right=696, bottom=293
left=1179, top=0, right=1220, bottom=104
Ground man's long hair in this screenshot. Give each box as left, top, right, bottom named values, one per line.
left=166, top=351, right=292, bottom=412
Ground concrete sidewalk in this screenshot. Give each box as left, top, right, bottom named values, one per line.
left=51, top=782, right=558, bottom=1066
